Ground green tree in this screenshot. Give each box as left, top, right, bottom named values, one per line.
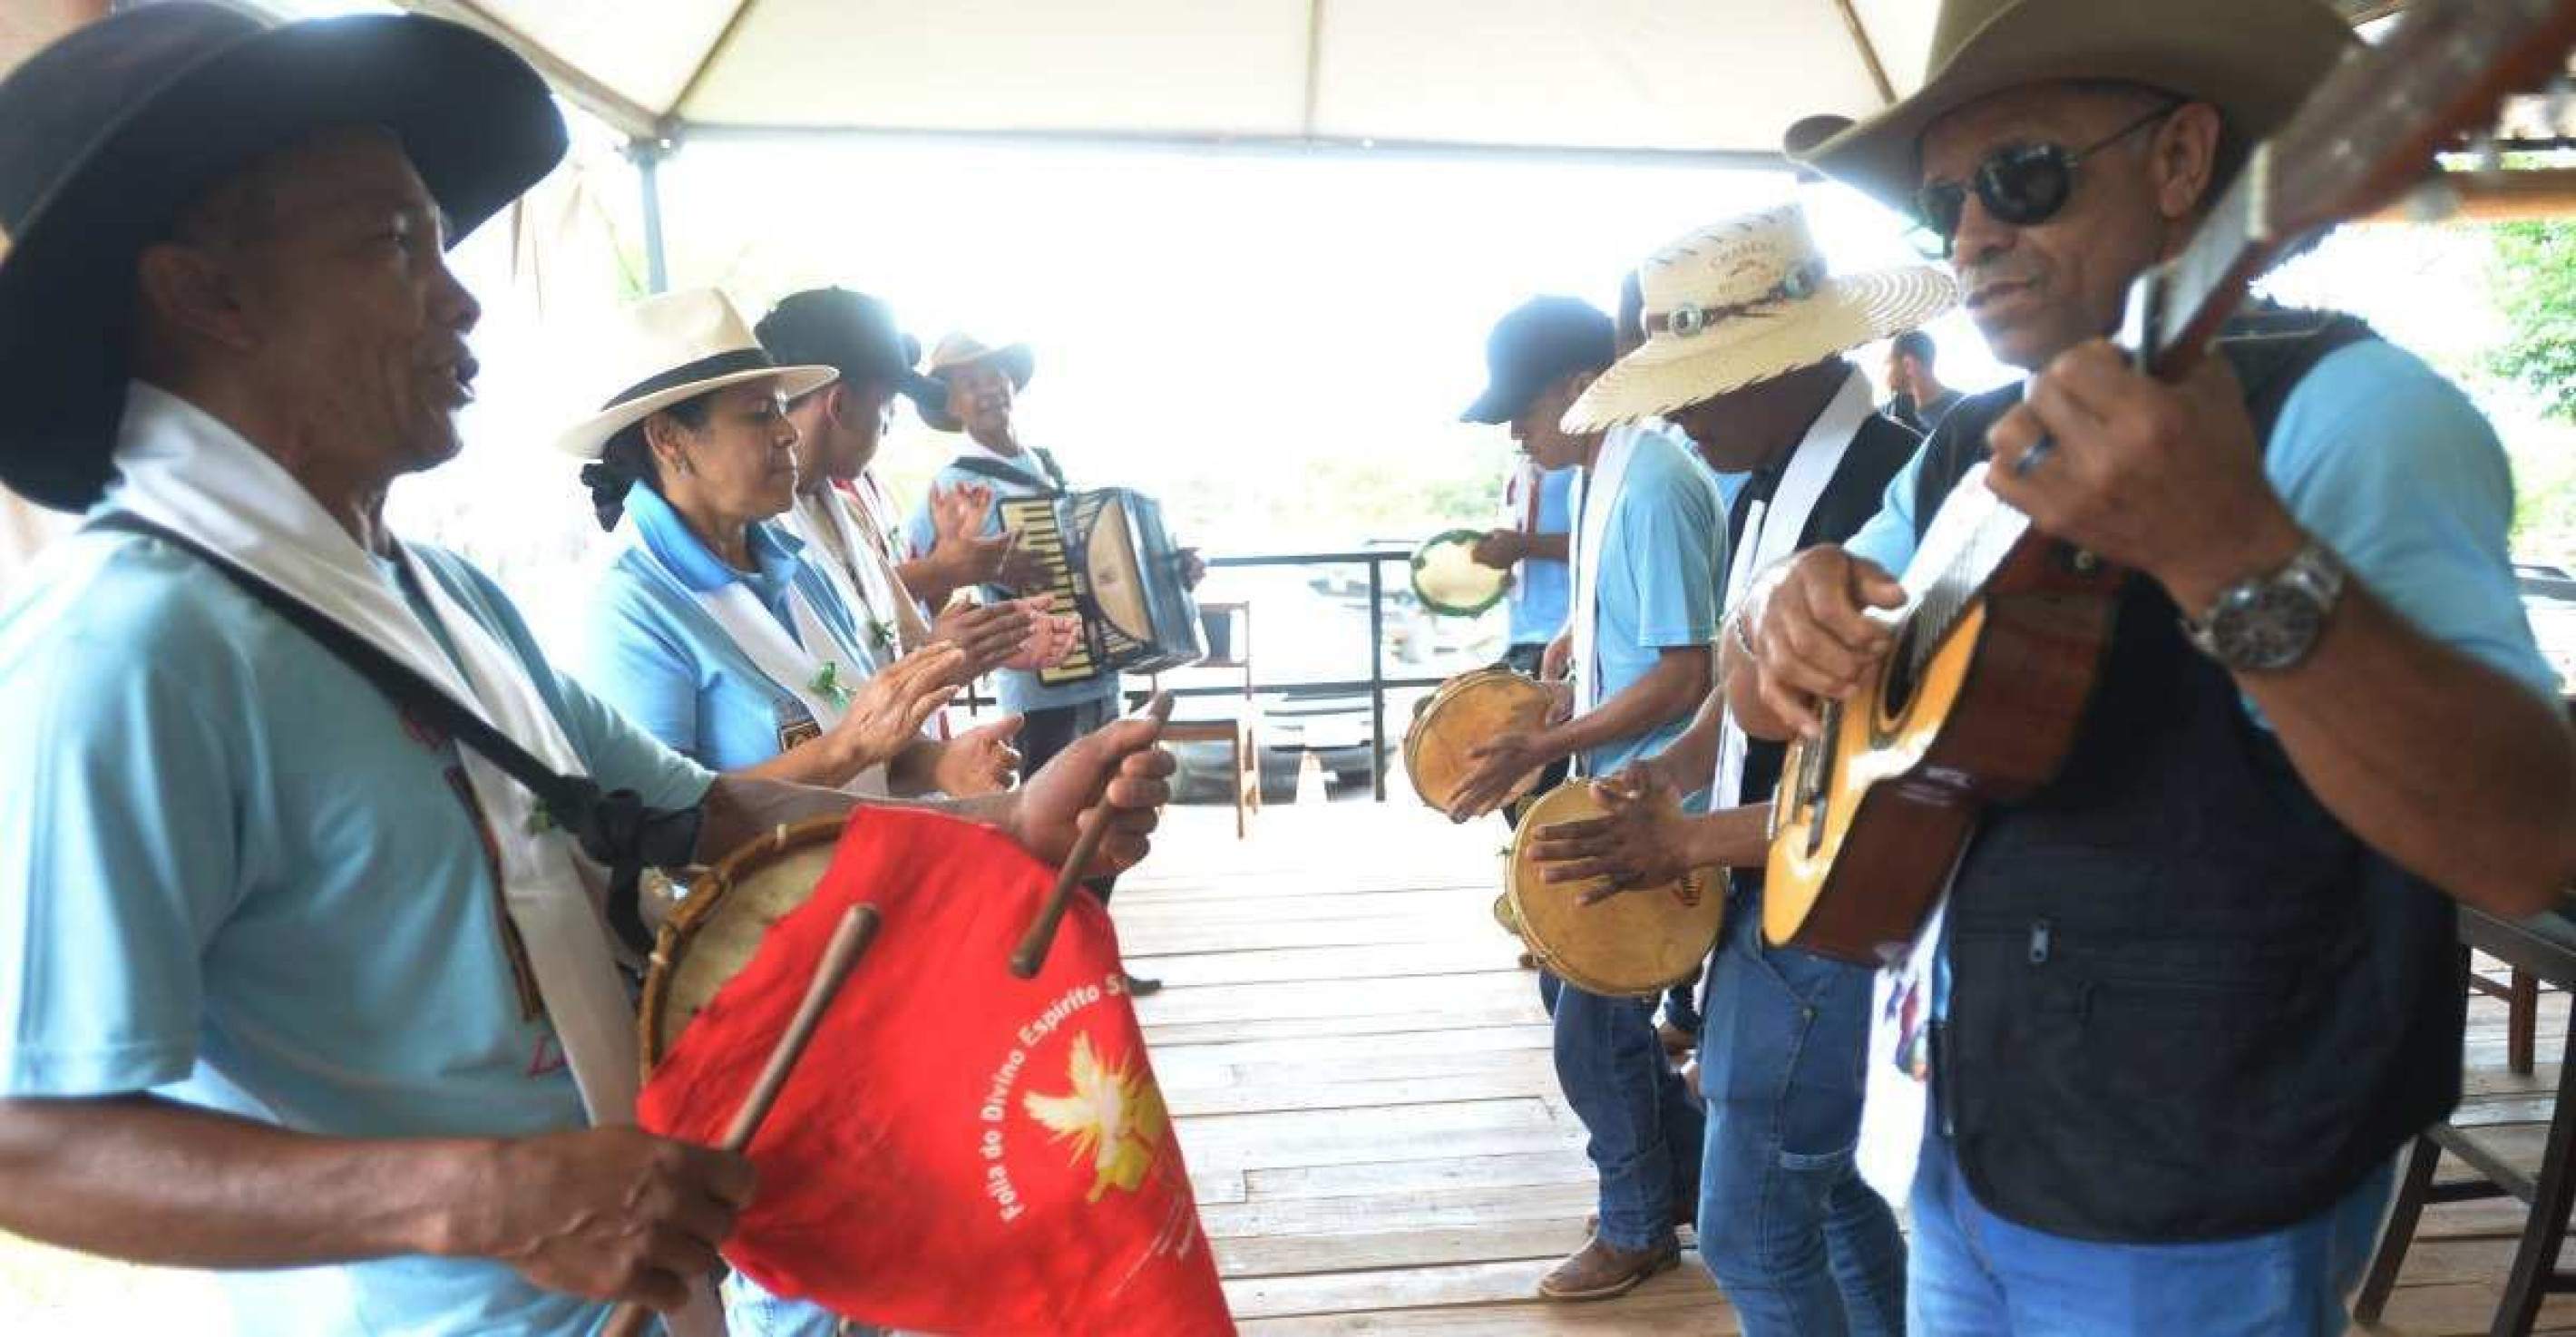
left=2488, top=220, right=2576, bottom=421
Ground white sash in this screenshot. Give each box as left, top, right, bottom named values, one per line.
left=1712, top=369, right=1878, bottom=806
left=1569, top=426, right=1641, bottom=728
left=617, top=517, right=888, bottom=796
left=779, top=490, right=903, bottom=670
left=105, top=385, right=722, bottom=1334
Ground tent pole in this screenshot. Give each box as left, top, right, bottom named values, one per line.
left=629, top=139, right=672, bottom=295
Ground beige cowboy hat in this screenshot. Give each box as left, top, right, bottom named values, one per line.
left=553, top=288, right=837, bottom=458
left=1790, top=0, right=2356, bottom=212
left=1563, top=203, right=1956, bottom=432
left=920, top=332, right=1034, bottom=432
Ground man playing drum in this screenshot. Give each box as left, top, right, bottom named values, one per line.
left=1448, top=294, right=1723, bottom=1301
left=1461, top=300, right=1579, bottom=681
left=1532, top=204, right=1953, bottom=1337
left=0, top=9, right=1172, bottom=1333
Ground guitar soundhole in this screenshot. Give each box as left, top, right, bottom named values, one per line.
left=1879, top=620, right=1921, bottom=722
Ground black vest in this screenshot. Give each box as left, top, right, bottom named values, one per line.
left=1917, top=309, right=2465, bottom=1242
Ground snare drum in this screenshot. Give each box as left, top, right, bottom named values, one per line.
left=1410, top=530, right=1509, bottom=618
left=638, top=816, right=848, bottom=1070
left=1402, top=668, right=1556, bottom=813
left=1504, top=784, right=1724, bottom=999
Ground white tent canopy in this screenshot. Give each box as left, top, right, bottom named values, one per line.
left=399, top=0, right=1953, bottom=160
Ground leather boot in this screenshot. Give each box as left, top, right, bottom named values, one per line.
left=1537, top=1234, right=1679, bottom=1302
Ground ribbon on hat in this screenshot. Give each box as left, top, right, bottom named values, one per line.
left=1647, top=261, right=1828, bottom=339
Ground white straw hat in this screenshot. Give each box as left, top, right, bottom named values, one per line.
left=553, top=288, right=838, bottom=458
left=1564, top=205, right=1957, bottom=432
left=918, top=332, right=1034, bottom=433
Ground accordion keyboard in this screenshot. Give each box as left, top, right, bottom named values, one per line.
left=996, top=496, right=1102, bottom=684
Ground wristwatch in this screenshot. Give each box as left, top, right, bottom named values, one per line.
left=2182, top=538, right=2347, bottom=672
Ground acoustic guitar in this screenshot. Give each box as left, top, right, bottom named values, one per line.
left=1763, top=0, right=2576, bottom=966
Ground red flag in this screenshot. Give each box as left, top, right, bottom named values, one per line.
left=639, top=807, right=1234, bottom=1336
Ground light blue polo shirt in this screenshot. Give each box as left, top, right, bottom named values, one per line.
left=1842, top=340, right=2556, bottom=703
left=902, top=453, right=1120, bottom=716
left=1581, top=427, right=1727, bottom=790
left=1508, top=464, right=1576, bottom=648
left=586, top=484, right=877, bottom=774
left=0, top=522, right=712, bottom=1335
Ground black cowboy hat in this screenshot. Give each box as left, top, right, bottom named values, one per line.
left=756, top=287, right=951, bottom=415
left=0, top=4, right=567, bottom=511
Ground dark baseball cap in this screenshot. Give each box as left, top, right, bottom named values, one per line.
left=755, top=288, right=948, bottom=413
left=1461, top=296, right=1616, bottom=425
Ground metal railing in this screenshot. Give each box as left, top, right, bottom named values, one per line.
left=1130, top=548, right=1458, bottom=801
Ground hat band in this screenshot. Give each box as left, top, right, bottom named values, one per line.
left=603, top=346, right=778, bottom=411
left=1647, top=260, right=1827, bottom=340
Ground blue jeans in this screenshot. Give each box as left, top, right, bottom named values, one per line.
left=1696, top=905, right=1906, bottom=1337
left=1546, top=971, right=1704, bottom=1249
left=1910, top=1116, right=2395, bottom=1335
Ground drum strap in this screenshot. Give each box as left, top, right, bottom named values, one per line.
left=86, top=512, right=698, bottom=955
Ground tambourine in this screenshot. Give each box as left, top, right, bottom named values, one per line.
left=1410, top=530, right=1510, bottom=618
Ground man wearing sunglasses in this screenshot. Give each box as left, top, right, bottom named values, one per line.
left=1730, top=0, right=2576, bottom=1332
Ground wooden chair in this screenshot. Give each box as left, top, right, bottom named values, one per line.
left=2356, top=907, right=2576, bottom=1337
left=2473, top=965, right=2544, bottom=1077
left=1154, top=601, right=1258, bottom=838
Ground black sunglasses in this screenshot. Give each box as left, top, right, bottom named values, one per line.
left=1911, top=103, right=2180, bottom=257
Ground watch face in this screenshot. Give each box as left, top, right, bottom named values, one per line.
left=2210, top=582, right=2326, bottom=671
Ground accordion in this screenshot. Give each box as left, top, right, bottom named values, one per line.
left=996, top=488, right=1205, bottom=686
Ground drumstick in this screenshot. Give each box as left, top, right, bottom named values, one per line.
left=1010, top=692, right=1175, bottom=979
left=600, top=903, right=883, bottom=1337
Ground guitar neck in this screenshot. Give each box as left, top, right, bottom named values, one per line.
left=2124, top=168, right=2281, bottom=382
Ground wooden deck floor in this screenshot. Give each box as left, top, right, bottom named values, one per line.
left=1117, top=798, right=2576, bottom=1336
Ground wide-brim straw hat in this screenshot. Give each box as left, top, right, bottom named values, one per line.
left=1790, top=0, right=2356, bottom=213
left=0, top=4, right=565, bottom=510
left=920, top=333, right=1034, bottom=433
left=1565, top=204, right=1956, bottom=432
left=554, top=288, right=837, bottom=459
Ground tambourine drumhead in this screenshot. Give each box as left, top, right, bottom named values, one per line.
left=1403, top=668, right=1555, bottom=813
left=1506, top=784, right=1725, bottom=999
left=1410, top=530, right=1509, bottom=618
left=639, top=816, right=848, bottom=1072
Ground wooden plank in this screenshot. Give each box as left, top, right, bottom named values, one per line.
left=1115, top=871, right=1498, bottom=902
left=2366, top=1276, right=2576, bottom=1335
left=1239, top=1274, right=1740, bottom=1336
left=1216, top=1216, right=1589, bottom=1278
left=1123, top=916, right=1490, bottom=956
left=1194, top=1171, right=1252, bottom=1205
left=1225, top=1256, right=1717, bottom=1322
left=2369, top=1235, right=2576, bottom=1289
left=1151, top=1022, right=1553, bottom=1075
left=1128, top=940, right=1524, bottom=988
left=1117, top=891, right=1498, bottom=933
left=1160, top=1041, right=1557, bottom=1095
left=1170, top=1068, right=1557, bottom=1118
left=1202, top=1181, right=1602, bottom=1241
left=1146, top=1004, right=1540, bottom=1046
left=1137, top=972, right=1538, bottom=1027
left=1175, top=1098, right=1576, bottom=1175
left=1246, top=1150, right=1599, bottom=1202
